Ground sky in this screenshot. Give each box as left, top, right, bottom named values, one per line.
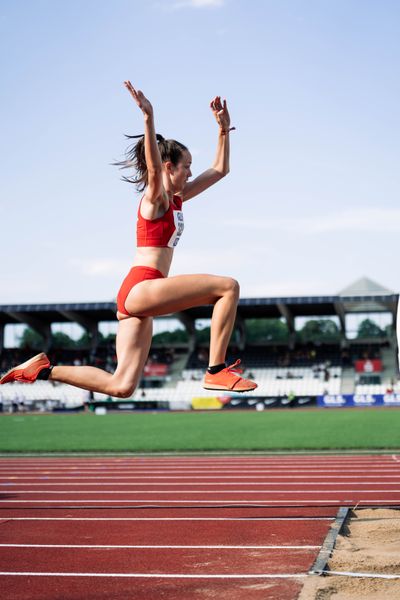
left=1, top=0, right=400, bottom=308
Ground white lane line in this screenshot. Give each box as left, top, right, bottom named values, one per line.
left=5, top=489, right=399, bottom=493
left=1, top=499, right=397, bottom=504
left=0, top=467, right=391, bottom=471
left=0, top=460, right=384, bottom=463
left=0, top=460, right=388, bottom=466
left=322, top=570, right=400, bottom=580
left=3, top=482, right=399, bottom=487
left=2, top=474, right=400, bottom=480
left=0, top=473, right=400, bottom=485
left=0, top=571, right=308, bottom=579
left=0, top=517, right=334, bottom=521
left=0, top=460, right=392, bottom=465
left=3, top=466, right=400, bottom=479
left=0, top=460, right=385, bottom=464
left=0, top=543, right=320, bottom=549
left=0, top=464, right=389, bottom=467
left=0, top=461, right=396, bottom=466
left=1, top=467, right=398, bottom=473
left=0, top=463, right=396, bottom=468
left=0, top=461, right=400, bottom=474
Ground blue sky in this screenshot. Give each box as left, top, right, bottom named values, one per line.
left=1, top=0, right=399, bottom=306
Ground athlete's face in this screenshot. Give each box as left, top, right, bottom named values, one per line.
left=170, top=150, right=192, bottom=191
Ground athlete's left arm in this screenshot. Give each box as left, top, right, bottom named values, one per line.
left=183, top=97, right=234, bottom=202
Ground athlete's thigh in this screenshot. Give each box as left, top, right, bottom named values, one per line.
left=125, top=273, right=233, bottom=317
left=114, top=316, right=153, bottom=383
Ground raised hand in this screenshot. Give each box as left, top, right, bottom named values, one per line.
left=124, top=81, right=153, bottom=117
left=210, top=96, right=235, bottom=132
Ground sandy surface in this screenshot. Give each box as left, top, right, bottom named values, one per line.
left=298, top=508, right=400, bottom=599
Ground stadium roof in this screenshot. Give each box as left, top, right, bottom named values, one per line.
left=0, top=293, right=397, bottom=328
left=339, top=276, right=393, bottom=296
left=0, top=277, right=397, bottom=350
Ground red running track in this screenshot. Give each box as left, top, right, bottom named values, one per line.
left=0, top=454, right=399, bottom=599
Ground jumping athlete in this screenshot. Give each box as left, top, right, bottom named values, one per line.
left=0, top=82, right=257, bottom=396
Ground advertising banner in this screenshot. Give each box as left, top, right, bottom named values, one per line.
left=191, top=396, right=318, bottom=410
left=223, top=396, right=317, bottom=410
left=191, top=397, right=223, bottom=410
left=354, top=359, right=382, bottom=373
left=318, top=394, right=400, bottom=407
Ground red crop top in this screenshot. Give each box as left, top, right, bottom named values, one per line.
left=136, top=195, right=184, bottom=248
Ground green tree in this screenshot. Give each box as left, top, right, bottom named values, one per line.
left=298, top=319, right=341, bottom=342
left=52, top=332, right=76, bottom=349
left=196, top=325, right=211, bottom=344
left=75, top=331, right=107, bottom=349
left=18, top=328, right=44, bottom=350
left=152, top=329, right=189, bottom=344
left=245, top=319, right=289, bottom=343
left=356, top=318, right=385, bottom=339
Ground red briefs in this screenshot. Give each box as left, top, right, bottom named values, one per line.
left=117, top=266, right=165, bottom=317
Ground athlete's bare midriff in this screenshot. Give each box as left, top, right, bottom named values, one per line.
left=132, top=246, right=174, bottom=277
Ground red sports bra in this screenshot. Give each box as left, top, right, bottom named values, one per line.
left=136, top=195, right=184, bottom=248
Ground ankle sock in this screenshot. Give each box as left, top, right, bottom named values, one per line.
left=207, top=363, right=226, bottom=375
left=37, top=366, right=54, bottom=381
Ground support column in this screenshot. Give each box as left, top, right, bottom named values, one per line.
left=234, top=313, right=246, bottom=351
left=396, top=297, right=400, bottom=370
left=0, top=324, right=4, bottom=354
left=59, top=311, right=100, bottom=353
left=334, top=301, right=347, bottom=341
left=6, top=312, right=52, bottom=351
left=177, top=312, right=196, bottom=354
left=277, top=302, right=295, bottom=349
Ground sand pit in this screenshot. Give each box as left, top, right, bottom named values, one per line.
left=298, top=508, right=400, bottom=599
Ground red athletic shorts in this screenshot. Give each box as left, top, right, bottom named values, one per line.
left=117, top=266, right=165, bottom=316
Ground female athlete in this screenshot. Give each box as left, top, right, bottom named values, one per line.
left=1, top=82, right=257, bottom=396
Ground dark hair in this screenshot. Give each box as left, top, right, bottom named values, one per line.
left=114, top=134, right=188, bottom=191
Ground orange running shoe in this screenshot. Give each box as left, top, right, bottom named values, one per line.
left=203, top=359, right=257, bottom=393
left=0, top=353, right=50, bottom=384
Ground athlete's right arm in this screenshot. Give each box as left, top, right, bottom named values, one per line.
left=124, top=81, right=163, bottom=204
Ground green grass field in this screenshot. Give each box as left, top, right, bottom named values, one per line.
left=0, top=409, right=400, bottom=453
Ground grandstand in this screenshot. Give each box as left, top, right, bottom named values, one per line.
left=0, top=277, right=398, bottom=411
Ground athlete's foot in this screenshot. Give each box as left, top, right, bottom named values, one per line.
left=0, top=353, right=50, bottom=384
left=203, top=359, right=257, bottom=393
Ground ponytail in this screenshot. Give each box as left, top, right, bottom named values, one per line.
left=113, top=133, right=188, bottom=191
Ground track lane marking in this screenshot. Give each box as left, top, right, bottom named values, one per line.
left=321, top=570, right=400, bottom=579
left=5, top=489, right=400, bottom=493
left=0, top=466, right=391, bottom=470
left=0, top=571, right=308, bottom=579
left=0, top=517, right=334, bottom=521
left=2, top=499, right=398, bottom=504
left=0, top=458, right=392, bottom=463
left=3, top=481, right=400, bottom=486
left=2, top=474, right=400, bottom=480
left=0, top=543, right=320, bottom=549
left=0, top=460, right=389, bottom=463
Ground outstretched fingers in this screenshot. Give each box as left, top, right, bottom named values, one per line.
left=210, top=95, right=233, bottom=131
left=124, top=81, right=153, bottom=116
left=124, top=80, right=140, bottom=104
left=210, top=95, right=223, bottom=114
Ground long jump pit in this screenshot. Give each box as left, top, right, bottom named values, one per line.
left=300, top=508, right=400, bottom=599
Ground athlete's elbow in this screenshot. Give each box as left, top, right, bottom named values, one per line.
left=214, top=167, right=229, bottom=179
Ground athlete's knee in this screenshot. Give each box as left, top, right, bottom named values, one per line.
left=214, top=277, right=239, bottom=302
left=108, top=379, right=137, bottom=399
left=225, top=277, right=240, bottom=298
